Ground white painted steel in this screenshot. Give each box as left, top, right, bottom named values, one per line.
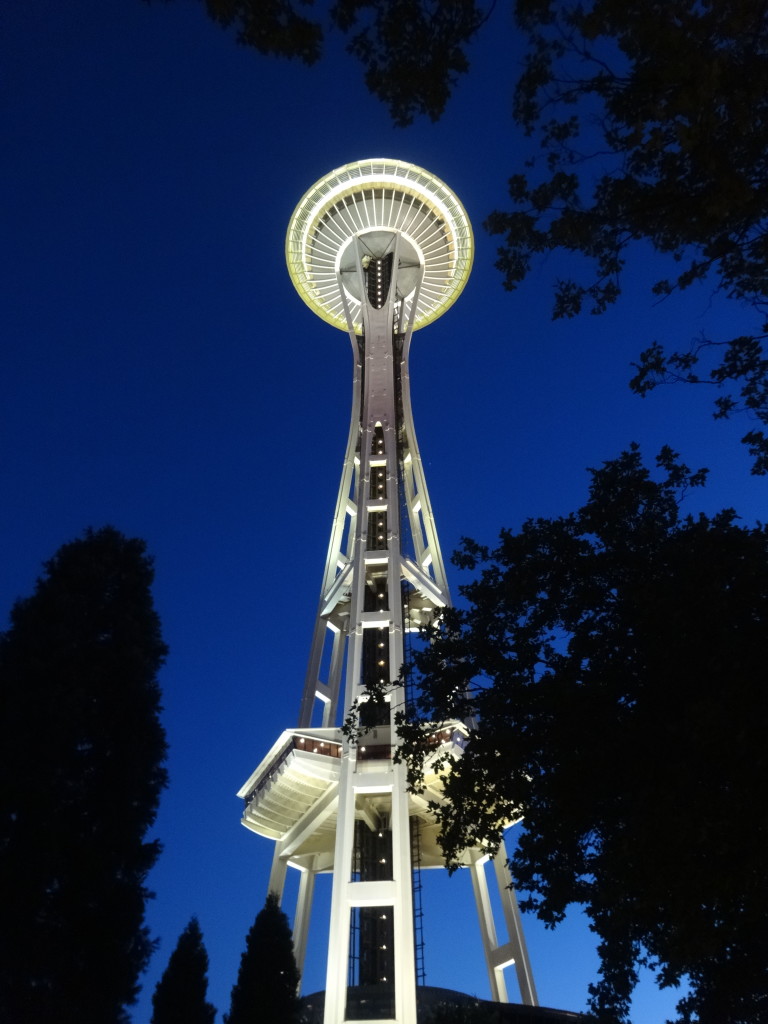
left=286, top=159, right=473, bottom=334
left=492, top=848, right=539, bottom=1006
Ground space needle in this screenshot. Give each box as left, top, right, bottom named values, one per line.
left=237, top=159, right=538, bottom=1024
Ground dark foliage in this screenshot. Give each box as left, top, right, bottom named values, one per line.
left=331, top=0, right=486, bottom=125
left=149, top=0, right=486, bottom=125
left=0, top=527, right=168, bottom=1024
left=197, top=0, right=323, bottom=63
left=486, top=0, right=768, bottom=472
left=393, top=448, right=768, bottom=1023
left=225, top=892, right=300, bottom=1024
left=151, top=917, right=217, bottom=1024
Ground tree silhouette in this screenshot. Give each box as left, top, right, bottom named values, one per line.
left=393, top=447, right=768, bottom=1023
left=0, top=527, right=168, bottom=1024
left=488, top=0, right=768, bottom=473
left=151, top=917, right=217, bottom=1024
left=151, top=0, right=484, bottom=126
left=225, top=893, right=299, bottom=1024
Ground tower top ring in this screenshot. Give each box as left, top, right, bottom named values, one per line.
left=286, top=158, right=473, bottom=334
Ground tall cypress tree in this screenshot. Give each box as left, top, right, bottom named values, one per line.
left=151, top=917, right=216, bottom=1024
left=225, top=893, right=300, bottom=1024
left=0, top=527, right=168, bottom=1024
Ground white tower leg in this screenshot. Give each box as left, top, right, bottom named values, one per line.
left=293, top=858, right=317, bottom=982
left=493, top=846, right=538, bottom=1006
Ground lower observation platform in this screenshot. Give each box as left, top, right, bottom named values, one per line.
left=238, top=724, right=476, bottom=871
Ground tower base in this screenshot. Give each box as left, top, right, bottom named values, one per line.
left=299, top=988, right=586, bottom=1024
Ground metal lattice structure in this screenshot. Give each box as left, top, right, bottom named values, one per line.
left=238, top=158, right=537, bottom=1024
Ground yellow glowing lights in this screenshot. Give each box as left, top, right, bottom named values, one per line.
left=285, top=158, right=473, bottom=335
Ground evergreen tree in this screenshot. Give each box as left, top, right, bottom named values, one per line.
left=225, top=893, right=299, bottom=1024
left=151, top=917, right=216, bottom=1024
left=0, top=527, right=168, bottom=1024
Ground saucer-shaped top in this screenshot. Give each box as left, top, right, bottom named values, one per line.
left=286, top=158, right=473, bottom=334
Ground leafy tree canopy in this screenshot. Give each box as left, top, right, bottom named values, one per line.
left=0, top=527, right=168, bottom=1024
left=225, top=892, right=300, bottom=1024
left=151, top=917, right=217, bottom=1024
left=151, top=0, right=486, bottom=125
left=487, top=0, right=768, bottom=472
left=390, top=447, right=768, bottom=1023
